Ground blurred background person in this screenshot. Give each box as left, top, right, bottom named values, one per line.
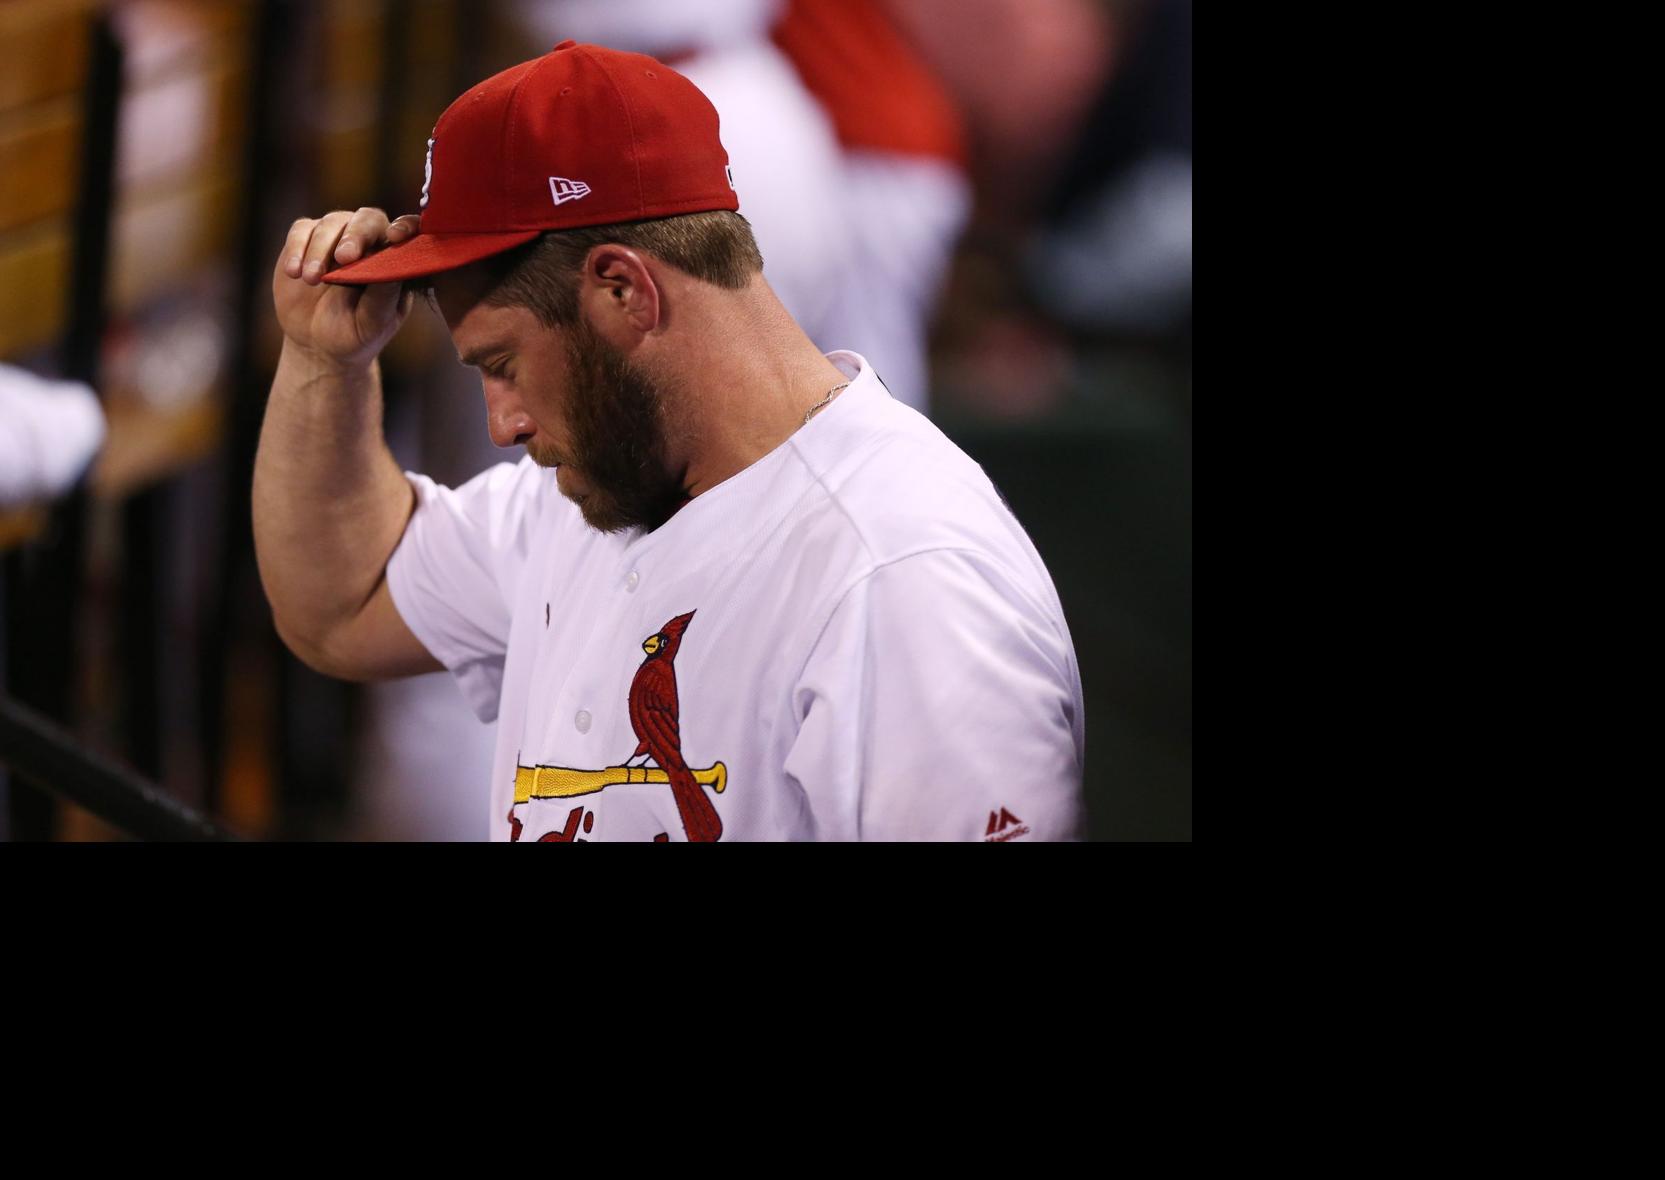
left=769, top=0, right=972, bottom=413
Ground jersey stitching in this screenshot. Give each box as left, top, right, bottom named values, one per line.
left=786, top=543, right=1059, bottom=696
left=786, top=409, right=1071, bottom=679
left=786, top=440, right=881, bottom=565
left=789, top=433, right=1060, bottom=627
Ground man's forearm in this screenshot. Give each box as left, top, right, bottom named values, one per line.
left=252, top=341, right=414, bottom=665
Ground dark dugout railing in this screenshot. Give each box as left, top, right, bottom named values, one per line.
left=0, top=696, right=236, bottom=842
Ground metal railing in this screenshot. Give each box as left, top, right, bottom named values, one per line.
left=0, top=695, right=236, bottom=842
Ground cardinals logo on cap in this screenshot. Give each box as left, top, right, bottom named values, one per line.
left=419, top=135, right=435, bottom=210
left=508, top=610, right=727, bottom=842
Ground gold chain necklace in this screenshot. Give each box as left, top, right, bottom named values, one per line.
left=802, top=381, right=851, bottom=426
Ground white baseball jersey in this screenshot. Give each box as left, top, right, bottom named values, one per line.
left=385, top=351, right=1084, bottom=841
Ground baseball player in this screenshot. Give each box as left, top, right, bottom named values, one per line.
left=255, top=42, right=1083, bottom=841
left=352, top=0, right=851, bottom=841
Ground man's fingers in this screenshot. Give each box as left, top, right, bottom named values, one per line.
left=335, top=206, right=391, bottom=264
left=279, top=210, right=415, bottom=282
left=300, top=210, right=354, bottom=283
left=282, top=217, right=317, bottom=278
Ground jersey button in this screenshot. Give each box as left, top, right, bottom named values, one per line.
left=574, top=709, right=592, bottom=734
left=625, top=570, right=640, bottom=592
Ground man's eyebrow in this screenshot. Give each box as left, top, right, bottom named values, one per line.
left=459, top=340, right=513, bottom=368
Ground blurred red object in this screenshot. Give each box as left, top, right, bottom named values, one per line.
left=771, top=0, right=966, bottom=166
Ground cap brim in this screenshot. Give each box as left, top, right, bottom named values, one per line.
left=321, top=229, right=541, bottom=285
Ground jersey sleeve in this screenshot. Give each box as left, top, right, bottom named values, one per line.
left=385, top=457, right=547, bottom=723
left=784, top=548, right=1086, bottom=841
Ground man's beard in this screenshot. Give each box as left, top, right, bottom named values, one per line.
left=526, top=318, right=686, bottom=533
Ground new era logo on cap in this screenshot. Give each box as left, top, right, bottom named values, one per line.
left=549, top=176, right=591, bottom=206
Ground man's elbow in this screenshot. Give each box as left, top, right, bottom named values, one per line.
left=270, top=611, right=378, bottom=683
left=270, top=583, right=442, bottom=682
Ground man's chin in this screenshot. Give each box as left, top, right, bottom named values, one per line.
left=572, top=494, right=636, bottom=535
left=549, top=470, right=614, bottom=531
left=547, top=459, right=678, bottom=533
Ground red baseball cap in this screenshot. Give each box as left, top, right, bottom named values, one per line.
left=324, top=40, right=739, bottom=286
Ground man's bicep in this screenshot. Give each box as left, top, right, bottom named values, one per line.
left=309, top=460, right=539, bottom=685
left=329, top=575, right=444, bottom=680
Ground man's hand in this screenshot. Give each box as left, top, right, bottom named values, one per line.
left=272, top=208, right=420, bottom=368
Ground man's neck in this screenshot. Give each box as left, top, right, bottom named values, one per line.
left=659, top=275, right=851, bottom=499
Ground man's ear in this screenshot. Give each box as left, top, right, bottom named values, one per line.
left=580, top=244, right=661, bottom=343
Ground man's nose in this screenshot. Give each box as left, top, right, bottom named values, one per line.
left=483, top=378, right=535, bottom=449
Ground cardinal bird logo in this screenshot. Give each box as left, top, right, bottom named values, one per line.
left=508, top=608, right=728, bottom=842
left=626, top=611, right=723, bottom=842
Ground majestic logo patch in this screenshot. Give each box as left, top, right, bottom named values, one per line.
left=985, top=808, right=1031, bottom=842
left=509, top=610, right=728, bottom=842
left=419, top=136, right=435, bottom=210
left=548, top=176, right=592, bottom=205
left=725, top=164, right=735, bottom=190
